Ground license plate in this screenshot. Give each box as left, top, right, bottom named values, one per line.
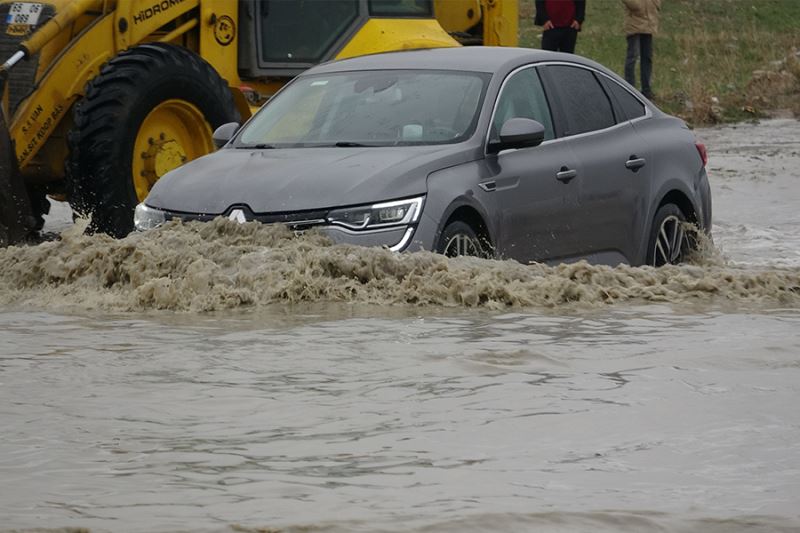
left=6, top=2, right=44, bottom=26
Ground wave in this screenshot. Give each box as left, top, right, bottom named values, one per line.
left=0, top=219, right=797, bottom=312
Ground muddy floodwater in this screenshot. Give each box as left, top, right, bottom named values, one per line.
left=1, top=119, right=799, bottom=533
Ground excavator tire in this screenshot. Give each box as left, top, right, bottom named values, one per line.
left=0, top=108, right=35, bottom=246
left=67, top=43, right=239, bottom=238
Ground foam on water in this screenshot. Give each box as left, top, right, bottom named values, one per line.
left=0, top=218, right=797, bottom=312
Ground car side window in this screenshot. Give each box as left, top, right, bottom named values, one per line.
left=491, top=67, right=555, bottom=142
left=546, top=65, right=615, bottom=136
left=602, top=77, right=647, bottom=122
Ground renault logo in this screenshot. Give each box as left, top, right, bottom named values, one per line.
left=228, top=209, right=247, bottom=224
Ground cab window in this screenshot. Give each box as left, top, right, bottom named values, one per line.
left=491, top=67, right=555, bottom=142
left=369, top=0, right=433, bottom=16
left=258, top=0, right=359, bottom=63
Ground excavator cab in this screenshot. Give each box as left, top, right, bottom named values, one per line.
left=237, top=0, right=460, bottom=80
left=240, top=0, right=380, bottom=77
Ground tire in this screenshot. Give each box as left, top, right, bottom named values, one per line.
left=436, top=220, right=490, bottom=258
left=66, top=43, right=240, bottom=237
left=646, top=203, right=690, bottom=266
left=0, top=110, right=35, bottom=246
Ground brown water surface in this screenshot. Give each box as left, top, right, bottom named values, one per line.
left=1, top=119, right=799, bottom=533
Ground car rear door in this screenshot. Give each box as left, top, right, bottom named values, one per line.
left=480, top=66, right=582, bottom=264
left=540, top=64, right=651, bottom=265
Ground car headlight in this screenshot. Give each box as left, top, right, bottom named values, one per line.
left=326, top=196, right=424, bottom=230
left=134, top=203, right=166, bottom=231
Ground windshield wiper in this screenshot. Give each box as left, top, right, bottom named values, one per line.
left=236, top=143, right=277, bottom=149
left=332, top=141, right=379, bottom=148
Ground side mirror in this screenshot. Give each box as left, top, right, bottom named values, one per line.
left=212, top=122, right=240, bottom=149
left=488, top=118, right=546, bottom=154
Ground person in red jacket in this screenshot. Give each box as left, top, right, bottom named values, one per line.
left=534, top=0, right=586, bottom=54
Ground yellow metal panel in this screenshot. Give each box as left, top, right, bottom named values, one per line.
left=434, top=0, right=481, bottom=34
left=114, top=0, right=132, bottom=49
left=335, top=19, right=459, bottom=60
left=18, top=0, right=103, bottom=55
left=11, top=15, right=116, bottom=167
left=115, top=0, right=198, bottom=50
left=21, top=112, right=71, bottom=182
left=198, top=1, right=286, bottom=119
left=157, top=17, right=197, bottom=43
left=480, top=0, right=518, bottom=47
left=35, top=13, right=99, bottom=82
left=198, top=0, right=240, bottom=87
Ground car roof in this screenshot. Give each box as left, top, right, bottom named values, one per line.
left=305, top=46, right=602, bottom=76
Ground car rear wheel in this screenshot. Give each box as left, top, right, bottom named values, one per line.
left=647, top=203, right=690, bottom=266
left=437, top=220, right=488, bottom=258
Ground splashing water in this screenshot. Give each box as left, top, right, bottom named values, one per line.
left=0, top=218, right=796, bottom=312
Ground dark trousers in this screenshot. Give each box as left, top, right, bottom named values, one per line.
left=541, top=27, right=578, bottom=53
left=625, top=33, right=653, bottom=97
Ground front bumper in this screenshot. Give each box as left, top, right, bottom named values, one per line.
left=137, top=206, right=427, bottom=253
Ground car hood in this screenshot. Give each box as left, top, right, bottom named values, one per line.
left=146, top=145, right=478, bottom=214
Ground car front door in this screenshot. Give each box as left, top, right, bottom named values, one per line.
left=481, top=66, right=581, bottom=264
left=541, top=64, right=651, bottom=265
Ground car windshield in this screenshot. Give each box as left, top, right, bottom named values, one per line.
left=236, top=70, right=489, bottom=148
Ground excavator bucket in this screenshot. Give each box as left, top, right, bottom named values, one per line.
left=0, top=102, right=35, bottom=246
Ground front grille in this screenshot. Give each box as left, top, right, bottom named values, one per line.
left=165, top=207, right=330, bottom=230
left=0, top=2, right=56, bottom=116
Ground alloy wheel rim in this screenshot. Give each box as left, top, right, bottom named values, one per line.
left=653, top=215, right=686, bottom=266
left=443, top=233, right=482, bottom=257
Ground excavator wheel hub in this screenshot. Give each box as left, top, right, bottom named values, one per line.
left=132, top=99, right=213, bottom=202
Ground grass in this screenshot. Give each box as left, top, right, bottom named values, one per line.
left=518, top=0, right=800, bottom=125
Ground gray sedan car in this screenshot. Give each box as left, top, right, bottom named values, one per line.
left=135, top=47, right=711, bottom=266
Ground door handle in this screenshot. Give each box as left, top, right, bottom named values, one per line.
left=556, top=167, right=577, bottom=183
left=625, top=155, right=647, bottom=172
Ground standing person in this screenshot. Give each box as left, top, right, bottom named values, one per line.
left=535, top=0, right=586, bottom=54
left=622, top=0, right=661, bottom=99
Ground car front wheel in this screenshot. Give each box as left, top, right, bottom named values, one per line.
left=437, top=221, right=488, bottom=258
left=647, top=203, right=691, bottom=266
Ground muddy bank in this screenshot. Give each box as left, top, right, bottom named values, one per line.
left=0, top=218, right=797, bottom=312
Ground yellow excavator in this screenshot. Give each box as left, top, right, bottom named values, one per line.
left=0, top=0, right=517, bottom=245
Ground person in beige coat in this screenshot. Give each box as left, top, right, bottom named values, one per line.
left=622, top=0, right=661, bottom=98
